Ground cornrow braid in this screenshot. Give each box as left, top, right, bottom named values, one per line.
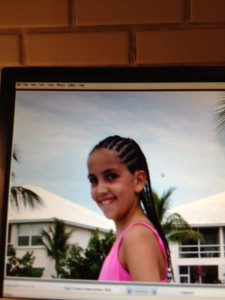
left=90, top=135, right=171, bottom=270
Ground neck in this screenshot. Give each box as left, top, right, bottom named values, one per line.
left=115, top=204, right=149, bottom=238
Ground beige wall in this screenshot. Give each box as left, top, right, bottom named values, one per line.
left=0, top=0, right=225, bottom=68
left=10, top=223, right=94, bottom=278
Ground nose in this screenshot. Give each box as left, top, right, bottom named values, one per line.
left=96, top=181, right=109, bottom=196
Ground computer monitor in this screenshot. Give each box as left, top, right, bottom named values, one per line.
left=0, top=66, right=225, bottom=300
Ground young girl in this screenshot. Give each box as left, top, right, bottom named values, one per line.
left=87, top=135, right=170, bottom=282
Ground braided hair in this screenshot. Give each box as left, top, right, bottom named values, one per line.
left=90, top=135, right=171, bottom=269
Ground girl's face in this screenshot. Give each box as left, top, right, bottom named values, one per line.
left=87, top=148, right=145, bottom=222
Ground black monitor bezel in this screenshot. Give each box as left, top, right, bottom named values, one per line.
left=1, top=66, right=225, bottom=298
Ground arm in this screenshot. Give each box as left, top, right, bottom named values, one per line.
left=118, top=225, right=166, bottom=282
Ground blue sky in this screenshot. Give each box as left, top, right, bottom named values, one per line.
left=11, top=89, right=225, bottom=214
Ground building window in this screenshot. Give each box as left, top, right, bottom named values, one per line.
left=179, top=265, right=219, bottom=284
left=18, top=224, right=43, bottom=247
left=179, top=227, right=220, bottom=258
left=179, top=266, right=189, bottom=283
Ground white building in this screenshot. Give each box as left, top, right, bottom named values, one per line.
left=169, top=191, right=225, bottom=284
left=8, top=186, right=225, bottom=283
left=7, top=186, right=115, bottom=278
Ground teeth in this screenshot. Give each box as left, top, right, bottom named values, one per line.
left=101, top=200, right=111, bottom=205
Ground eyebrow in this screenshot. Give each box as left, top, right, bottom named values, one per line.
left=88, top=168, right=119, bottom=178
left=103, top=168, right=119, bottom=174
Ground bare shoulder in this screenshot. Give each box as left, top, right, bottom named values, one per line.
left=123, top=223, right=159, bottom=249
left=119, top=224, right=166, bottom=282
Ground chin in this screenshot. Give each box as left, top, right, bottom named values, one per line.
left=102, top=211, right=117, bottom=221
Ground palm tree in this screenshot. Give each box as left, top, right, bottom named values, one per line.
left=152, top=187, right=203, bottom=243
left=41, top=218, right=73, bottom=278
left=214, top=97, right=225, bottom=143
left=10, top=148, right=42, bottom=208
left=152, top=188, right=203, bottom=282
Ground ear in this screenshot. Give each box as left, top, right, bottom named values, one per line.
left=133, top=170, right=146, bottom=193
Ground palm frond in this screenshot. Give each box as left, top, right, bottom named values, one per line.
left=153, top=189, right=204, bottom=245
left=167, top=229, right=204, bottom=243
left=10, top=186, right=42, bottom=208
left=13, top=147, right=19, bottom=162
left=164, top=213, right=190, bottom=229
left=41, top=226, right=55, bottom=254
left=214, top=98, right=225, bottom=142
left=163, top=213, right=204, bottom=243
left=153, top=187, right=176, bottom=221
left=41, top=219, right=73, bottom=260
left=12, top=147, right=20, bottom=178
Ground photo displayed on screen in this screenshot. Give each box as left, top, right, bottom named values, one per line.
left=6, top=86, right=225, bottom=286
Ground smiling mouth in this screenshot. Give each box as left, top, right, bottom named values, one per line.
left=99, top=198, right=115, bottom=206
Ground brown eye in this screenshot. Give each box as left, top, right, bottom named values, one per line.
left=105, top=172, right=118, bottom=181
left=88, top=175, right=97, bottom=186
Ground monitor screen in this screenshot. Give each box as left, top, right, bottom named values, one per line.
left=0, top=67, right=225, bottom=300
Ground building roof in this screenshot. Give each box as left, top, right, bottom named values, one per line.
left=8, top=185, right=115, bottom=232
left=169, top=191, right=225, bottom=227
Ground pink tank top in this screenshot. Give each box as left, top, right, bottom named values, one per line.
left=98, top=222, right=168, bottom=282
